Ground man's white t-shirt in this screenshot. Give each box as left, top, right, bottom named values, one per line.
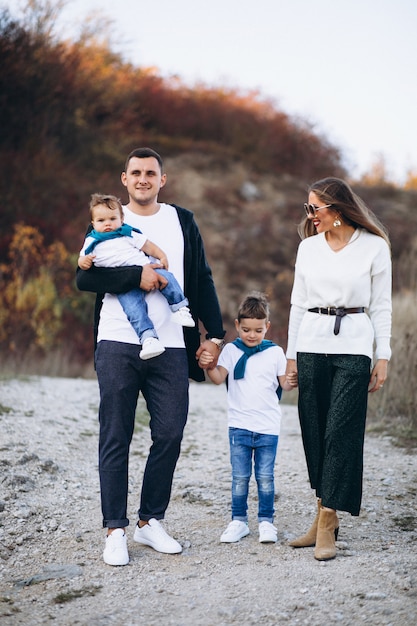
left=97, top=203, right=186, bottom=348
left=218, top=343, right=287, bottom=436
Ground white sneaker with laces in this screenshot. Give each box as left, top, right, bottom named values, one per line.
left=171, top=306, right=195, bottom=327
left=103, top=528, right=129, bottom=566
left=258, top=521, right=278, bottom=543
left=133, top=518, right=182, bottom=554
left=140, top=337, right=165, bottom=360
left=220, top=520, right=250, bottom=543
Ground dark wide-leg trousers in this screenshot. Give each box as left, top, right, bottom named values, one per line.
left=297, top=352, right=371, bottom=516
left=95, top=340, right=189, bottom=528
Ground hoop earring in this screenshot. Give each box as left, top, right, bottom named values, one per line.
left=333, top=217, right=342, bottom=227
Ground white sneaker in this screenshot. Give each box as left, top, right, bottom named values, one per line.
left=103, top=529, right=129, bottom=566
left=259, top=521, right=277, bottom=543
left=171, top=306, right=195, bottom=327
left=220, top=520, right=250, bottom=543
left=133, top=519, right=182, bottom=554
left=140, top=337, right=165, bottom=360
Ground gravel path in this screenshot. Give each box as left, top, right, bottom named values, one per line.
left=0, top=376, right=416, bottom=625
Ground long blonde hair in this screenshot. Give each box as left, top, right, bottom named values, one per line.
left=298, top=177, right=390, bottom=246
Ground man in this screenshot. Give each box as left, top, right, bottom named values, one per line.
left=76, top=147, right=225, bottom=566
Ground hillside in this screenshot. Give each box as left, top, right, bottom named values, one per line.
left=0, top=4, right=343, bottom=263
left=152, top=152, right=417, bottom=346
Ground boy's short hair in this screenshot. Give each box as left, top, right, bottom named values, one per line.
left=237, top=291, right=270, bottom=321
left=89, top=193, right=124, bottom=221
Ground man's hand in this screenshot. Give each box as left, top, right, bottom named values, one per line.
left=198, top=350, right=215, bottom=368
left=196, top=339, right=221, bottom=370
left=140, top=263, right=168, bottom=291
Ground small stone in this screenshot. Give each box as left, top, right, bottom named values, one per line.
left=365, top=591, right=388, bottom=600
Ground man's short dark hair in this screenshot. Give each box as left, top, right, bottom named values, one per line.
left=124, top=147, right=163, bottom=172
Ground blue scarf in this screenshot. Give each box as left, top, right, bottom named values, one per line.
left=232, top=337, right=282, bottom=400
left=84, top=224, right=143, bottom=255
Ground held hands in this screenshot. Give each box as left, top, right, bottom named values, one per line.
left=198, top=350, right=215, bottom=368
left=285, top=359, right=299, bottom=388
left=196, top=340, right=220, bottom=370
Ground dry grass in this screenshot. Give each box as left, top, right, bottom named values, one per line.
left=0, top=349, right=95, bottom=381
left=367, top=291, right=417, bottom=445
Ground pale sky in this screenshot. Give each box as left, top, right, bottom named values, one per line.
left=7, top=0, right=417, bottom=184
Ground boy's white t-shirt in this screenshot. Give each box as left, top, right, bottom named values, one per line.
left=97, top=203, right=186, bottom=348
left=218, top=343, right=287, bottom=436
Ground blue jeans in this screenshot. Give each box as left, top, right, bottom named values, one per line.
left=117, top=269, right=188, bottom=342
left=95, top=340, right=189, bottom=528
left=228, top=427, right=279, bottom=523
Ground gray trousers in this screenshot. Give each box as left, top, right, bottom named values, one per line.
left=95, top=341, right=189, bottom=528
left=297, top=352, right=371, bottom=516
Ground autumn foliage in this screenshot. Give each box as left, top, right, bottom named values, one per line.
left=0, top=5, right=344, bottom=363
left=0, top=6, right=345, bottom=255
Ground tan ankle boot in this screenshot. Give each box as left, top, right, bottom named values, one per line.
left=314, top=507, right=338, bottom=560
left=289, top=498, right=322, bottom=548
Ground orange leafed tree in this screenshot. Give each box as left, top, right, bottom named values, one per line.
left=0, top=224, right=75, bottom=352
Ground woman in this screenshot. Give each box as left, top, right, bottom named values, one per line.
left=286, top=177, right=391, bottom=560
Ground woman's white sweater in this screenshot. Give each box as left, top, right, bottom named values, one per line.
left=286, top=229, right=392, bottom=362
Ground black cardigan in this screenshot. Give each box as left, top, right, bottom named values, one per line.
left=76, top=204, right=225, bottom=381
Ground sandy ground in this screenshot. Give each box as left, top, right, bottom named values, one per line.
left=0, top=376, right=416, bottom=625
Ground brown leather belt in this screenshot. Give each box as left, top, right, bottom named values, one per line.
left=308, top=307, right=365, bottom=335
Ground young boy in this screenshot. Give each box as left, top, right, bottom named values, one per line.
left=78, top=193, right=194, bottom=360
left=199, top=292, right=296, bottom=543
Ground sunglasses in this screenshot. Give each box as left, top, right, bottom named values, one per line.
left=304, top=203, right=332, bottom=217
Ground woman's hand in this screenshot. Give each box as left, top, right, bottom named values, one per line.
left=368, top=359, right=388, bottom=393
